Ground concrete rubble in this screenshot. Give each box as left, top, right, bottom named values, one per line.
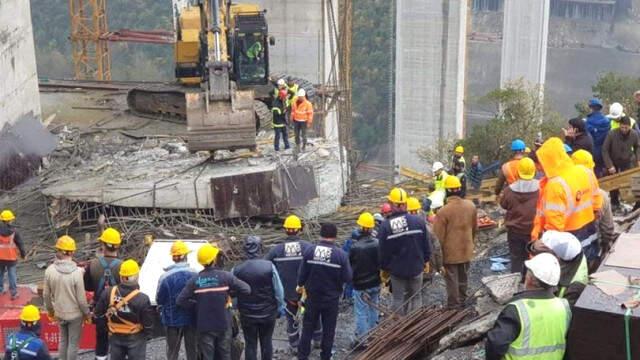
left=481, top=272, right=521, bottom=304
left=436, top=310, right=499, bottom=354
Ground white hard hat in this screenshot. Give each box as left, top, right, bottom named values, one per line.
left=277, top=79, right=285, bottom=86
left=373, top=213, right=384, bottom=222
left=525, top=253, right=561, bottom=286
left=432, top=162, right=444, bottom=173
left=297, top=89, right=306, bottom=97
left=541, top=230, right=582, bottom=261
left=609, top=102, right=624, bottom=119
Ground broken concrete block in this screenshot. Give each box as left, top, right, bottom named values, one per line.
left=317, top=148, right=331, bottom=158
left=437, top=310, right=500, bottom=353
left=481, top=273, right=521, bottom=304
left=474, top=291, right=502, bottom=316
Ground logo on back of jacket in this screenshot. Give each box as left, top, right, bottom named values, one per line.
left=284, top=242, right=302, bottom=257
left=196, top=276, right=221, bottom=289
left=112, top=294, right=133, bottom=313
left=313, top=246, right=332, bottom=263
left=390, top=216, right=409, bottom=234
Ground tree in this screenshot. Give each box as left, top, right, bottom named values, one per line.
left=588, top=72, right=640, bottom=117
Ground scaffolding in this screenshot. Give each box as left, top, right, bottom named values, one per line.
left=69, top=0, right=111, bottom=80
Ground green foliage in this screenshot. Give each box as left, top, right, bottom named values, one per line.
left=464, top=80, right=564, bottom=162
left=585, top=72, right=640, bottom=117
left=30, top=0, right=173, bottom=80
left=351, top=0, right=393, bottom=154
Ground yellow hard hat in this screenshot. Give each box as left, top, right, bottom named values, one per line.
left=197, top=243, right=220, bottom=266
left=0, top=210, right=15, bottom=222
left=55, top=235, right=77, bottom=252
left=407, top=197, right=421, bottom=212
left=525, top=147, right=532, bottom=154
left=99, top=227, right=122, bottom=246
left=170, top=240, right=190, bottom=257
left=455, top=145, right=464, bottom=154
left=20, top=305, right=40, bottom=323
left=571, top=150, right=595, bottom=169
left=387, top=187, right=408, bottom=204
left=283, top=215, right=302, bottom=230
left=517, top=157, right=536, bottom=180
left=444, top=176, right=462, bottom=189
left=119, top=259, right=140, bottom=277
left=356, top=212, right=375, bottom=229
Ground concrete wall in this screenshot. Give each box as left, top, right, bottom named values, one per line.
left=0, top=0, right=41, bottom=125
left=395, top=0, right=467, bottom=172
left=500, top=0, right=550, bottom=86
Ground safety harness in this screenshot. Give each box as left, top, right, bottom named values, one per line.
left=106, top=286, right=143, bottom=335
left=7, top=334, right=36, bottom=359
left=97, top=257, right=121, bottom=293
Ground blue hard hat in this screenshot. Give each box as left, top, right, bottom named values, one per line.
left=588, top=98, right=603, bottom=108
left=511, top=139, right=526, bottom=151
left=564, top=144, right=573, bottom=153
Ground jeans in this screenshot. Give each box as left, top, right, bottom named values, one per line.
left=274, top=126, right=290, bottom=151
left=241, top=317, right=276, bottom=360
left=444, top=262, right=470, bottom=307
left=353, top=287, right=380, bottom=339
left=199, top=328, right=231, bottom=360
left=166, top=326, right=198, bottom=360
left=109, top=333, right=146, bottom=360
left=293, top=121, right=307, bottom=149
left=0, top=263, right=17, bottom=296
left=390, top=273, right=423, bottom=315
left=95, top=316, right=109, bottom=357
left=298, top=298, right=338, bottom=360
left=59, top=317, right=83, bottom=360
left=285, top=300, right=321, bottom=349
left=507, top=231, right=529, bottom=275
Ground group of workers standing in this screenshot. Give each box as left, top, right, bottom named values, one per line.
left=271, top=77, right=314, bottom=152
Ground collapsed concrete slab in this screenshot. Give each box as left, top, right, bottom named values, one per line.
left=481, top=273, right=521, bottom=304
left=437, top=310, right=500, bottom=354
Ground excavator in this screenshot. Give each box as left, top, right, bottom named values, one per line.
left=126, top=0, right=276, bottom=152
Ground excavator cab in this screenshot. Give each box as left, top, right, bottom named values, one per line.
left=231, top=12, right=270, bottom=86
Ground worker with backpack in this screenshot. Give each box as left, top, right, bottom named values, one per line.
left=84, top=227, right=123, bottom=360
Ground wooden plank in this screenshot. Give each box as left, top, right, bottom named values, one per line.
left=399, top=166, right=431, bottom=182
left=598, top=167, right=640, bottom=192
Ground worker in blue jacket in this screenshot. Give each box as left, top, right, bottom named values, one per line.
left=585, top=98, right=611, bottom=177
left=378, top=187, right=431, bottom=315
left=177, top=244, right=251, bottom=360
left=5, top=305, right=51, bottom=360
left=297, top=223, right=352, bottom=360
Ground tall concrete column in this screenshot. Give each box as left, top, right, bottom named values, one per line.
left=500, top=0, right=550, bottom=87
left=394, top=0, right=467, bottom=172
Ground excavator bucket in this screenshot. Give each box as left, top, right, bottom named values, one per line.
left=185, top=88, right=257, bottom=152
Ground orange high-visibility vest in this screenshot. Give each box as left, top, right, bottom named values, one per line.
left=502, top=159, right=521, bottom=185
left=531, top=177, right=548, bottom=241
left=107, top=286, right=143, bottom=335
left=291, top=99, right=314, bottom=124
left=0, top=233, right=18, bottom=261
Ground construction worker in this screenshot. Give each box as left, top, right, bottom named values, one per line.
left=378, top=188, right=431, bottom=315
left=467, top=155, right=484, bottom=192
left=585, top=98, right=611, bottom=177
left=95, top=259, right=153, bottom=360
left=407, top=197, right=422, bottom=215
left=486, top=253, right=570, bottom=360
left=272, top=90, right=290, bottom=152
left=433, top=176, right=477, bottom=307
left=380, top=203, right=392, bottom=219
left=232, top=236, right=285, bottom=360
left=264, top=215, right=317, bottom=353
left=5, top=305, right=51, bottom=359
left=291, top=89, right=313, bottom=151
left=287, top=77, right=299, bottom=106
left=177, top=244, right=251, bottom=360
left=494, top=139, right=526, bottom=196
left=0, top=220, right=25, bottom=300
left=156, top=241, right=198, bottom=360
left=297, top=223, right=352, bottom=360
left=83, top=227, right=123, bottom=360
left=608, top=102, right=638, bottom=131
left=572, top=150, right=615, bottom=262
left=534, top=137, right=602, bottom=263
left=43, top=235, right=90, bottom=360
left=432, top=162, right=448, bottom=192
left=451, top=145, right=466, bottom=175
left=499, top=158, right=539, bottom=276
left=563, top=117, right=593, bottom=154
left=349, top=213, right=381, bottom=346
left=530, top=231, right=588, bottom=306
left=602, top=115, right=640, bottom=209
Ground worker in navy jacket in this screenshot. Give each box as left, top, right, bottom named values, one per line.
left=297, top=223, right=352, bottom=360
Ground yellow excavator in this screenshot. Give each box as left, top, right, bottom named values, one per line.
left=127, top=0, right=275, bottom=152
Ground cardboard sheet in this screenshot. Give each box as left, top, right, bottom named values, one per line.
left=590, top=270, right=628, bottom=296
left=604, top=233, right=640, bottom=269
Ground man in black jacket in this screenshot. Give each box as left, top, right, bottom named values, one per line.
left=272, top=92, right=290, bottom=151
left=177, top=244, right=251, bottom=360
left=378, top=187, right=431, bottom=315
left=94, top=259, right=154, bottom=360
left=233, top=236, right=285, bottom=360
left=265, top=215, right=318, bottom=353
left=349, top=213, right=380, bottom=345
left=297, top=223, right=352, bottom=360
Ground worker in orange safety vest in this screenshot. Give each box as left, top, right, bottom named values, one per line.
left=494, top=139, right=527, bottom=196
left=531, top=137, right=602, bottom=271
left=290, top=89, right=314, bottom=152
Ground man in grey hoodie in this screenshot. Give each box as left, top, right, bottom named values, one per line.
left=43, top=235, right=90, bottom=360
